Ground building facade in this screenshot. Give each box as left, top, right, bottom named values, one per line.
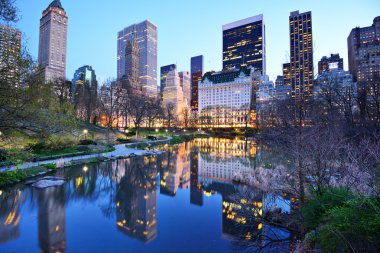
left=282, top=63, right=291, bottom=87
left=72, top=65, right=98, bottom=122
left=318, top=54, right=344, bottom=75
left=223, top=15, right=266, bottom=75
left=198, top=66, right=258, bottom=128
left=347, top=16, right=380, bottom=120
left=179, top=71, right=191, bottom=109
left=38, top=0, right=68, bottom=82
left=162, top=69, right=184, bottom=118
left=160, top=64, right=176, bottom=94
left=0, top=24, right=21, bottom=84
left=190, top=55, right=204, bottom=111
left=289, top=11, right=313, bottom=100
left=124, top=35, right=140, bottom=93
left=117, top=20, right=158, bottom=97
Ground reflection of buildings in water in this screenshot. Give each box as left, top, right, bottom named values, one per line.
left=160, top=143, right=190, bottom=196
left=116, top=156, right=158, bottom=243
left=0, top=190, right=21, bottom=244
left=190, top=150, right=203, bottom=206
left=70, top=164, right=98, bottom=198
left=196, top=138, right=256, bottom=183
left=37, top=186, right=66, bottom=253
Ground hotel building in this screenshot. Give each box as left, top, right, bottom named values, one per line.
left=198, top=66, right=259, bottom=128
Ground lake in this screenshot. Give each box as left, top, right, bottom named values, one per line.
left=0, top=138, right=294, bottom=253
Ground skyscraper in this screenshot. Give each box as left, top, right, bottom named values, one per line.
left=72, top=65, right=98, bottom=122
left=223, top=14, right=266, bottom=75
left=162, top=69, right=184, bottom=117
left=348, top=17, right=380, bottom=82
left=38, top=0, right=68, bottom=82
left=318, top=54, right=344, bottom=75
left=282, top=63, right=291, bottom=87
left=0, top=24, right=21, bottom=84
left=160, top=64, right=176, bottom=94
left=190, top=55, right=203, bottom=111
left=117, top=20, right=158, bottom=97
left=179, top=71, right=191, bottom=109
left=124, top=35, right=141, bottom=93
left=289, top=11, right=313, bottom=100
left=348, top=16, right=380, bottom=120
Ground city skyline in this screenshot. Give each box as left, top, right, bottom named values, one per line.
left=8, top=0, right=380, bottom=84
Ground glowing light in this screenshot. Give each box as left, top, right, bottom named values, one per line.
left=165, top=129, right=168, bottom=132
left=258, top=223, right=263, bottom=230
left=0, top=190, right=2, bottom=196
left=155, top=129, right=159, bottom=132
left=83, top=129, right=88, bottom=134
left=83, top=166, right=88, bottom=172
left=125, top=129, right=130, bottom=133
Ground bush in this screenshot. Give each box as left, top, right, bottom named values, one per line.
left=116, top=138, right=132, bottom=143
left=0, top=169, right=27, bottom=187
left=47, top=134, right=77, bottom=150
left=316, top=198, right=380, bottom=252
left=0, top=149, right=6, bottom=162
left=302, top=188, right=355, bottom=230
left=79, top=139, right=97, bottom=145
left=42, top=163, right=57, bottom=170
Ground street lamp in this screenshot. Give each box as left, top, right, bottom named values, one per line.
left=83, top=165, right=88, bottom=172
left=83, top=129, right=88, bottom=140
left=155, top=128, right=159, bottom=133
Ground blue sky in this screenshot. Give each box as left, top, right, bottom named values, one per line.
left=14, top=0, right=380, bottom=84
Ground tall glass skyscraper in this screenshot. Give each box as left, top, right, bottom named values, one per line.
left=289, top=11, right=313, bottom=100
left=190, top=55, right=204, bottom=110
left=117, top=20, right=158, bottom=97
left=222, top=14, right=266, bottom=75
left=160, top=64, right=176, bottom=94
left=72, top=65, right=98, bottom=122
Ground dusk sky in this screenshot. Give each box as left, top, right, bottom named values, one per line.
left=14, top=0, right=380, bottom=84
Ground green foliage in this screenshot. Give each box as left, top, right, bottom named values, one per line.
left=3, top=149, right=32, bottom=165
left=316, top=198, right=380, bottom=252
left=302, top=188, right=355, bottom=230
left=79, top=139, right=97, bottom=145
left=89, top=158, right=99, bottom=163
left=42, top=163, right=56, bottom=170
left=170, top=136, right=186, bottom=144
left=0, top=169, right=26, bottom=187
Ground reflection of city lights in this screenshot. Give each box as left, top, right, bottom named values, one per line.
left=117, top=202, right=120, bottom=207
left=83, top=166, right=88, bottom=172
left=0, top=190, right=2, bottom=196
left=55, top=225, right=60, bottom=232
left=258, top=223, right=263, bottom=230
left=203, top=191, right=212, bottom=197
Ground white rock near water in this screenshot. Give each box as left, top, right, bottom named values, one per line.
left=32, top=179, right=65, bottom=189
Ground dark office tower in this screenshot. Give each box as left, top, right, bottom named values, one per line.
left=160, top=64, right=176, bottom=94
left=348, top=16, right=380, bottom=120
left=72, top=65, right=98, bottom=122
left=318, top=54, right=344, bottom=74
left=124, top=35, right=141, bottom=93
left=117, top=20, right=158, bottom=97
left=289, top=11, right=313, bottom=100
left=190, top=55, right=204, bottom=111
left=282, top=63, right=291, bottom=86
left=223, top=14, right=266, bottom=75
left=275, top=75, right=284, bottom=86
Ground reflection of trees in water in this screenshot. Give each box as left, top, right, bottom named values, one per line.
left=227, top=187, right=297, bottom=253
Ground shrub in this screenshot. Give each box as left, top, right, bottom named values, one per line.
left=42, top=163, right=57, bottom=170
left=316, top=198, right=380, bottom=252
left=79, top=139, right=97, bottom=145
left=0, top=149, right=6, bottom=162
left=302, top=188, right=355, bottom=230
left=116, top=138, right=132, bottom=143
left=47, top=134, right=77, bottom=150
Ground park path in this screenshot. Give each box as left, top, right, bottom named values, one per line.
left=0, top=137, right=171, bottom=172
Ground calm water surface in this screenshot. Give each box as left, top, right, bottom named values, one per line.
left=0, top=138, right=293, bottom=253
